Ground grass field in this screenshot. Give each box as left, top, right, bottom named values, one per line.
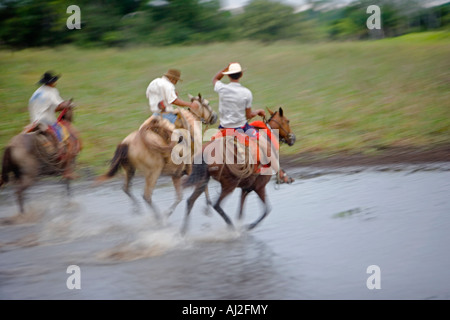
left=1, top=32, right=449, bottom=174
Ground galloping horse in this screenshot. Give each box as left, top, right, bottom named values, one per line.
left=0, top=104, right=82, bottom=214
left=96, top=94, right=217, bottom=218
left=182, top=107, right=295, bottom=234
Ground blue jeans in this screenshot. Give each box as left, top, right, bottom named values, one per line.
left=219, top=122, right=258, bottom=138
left=154, top=112, right=178, bottom=124
left=50, top=123, right=63, bottom=141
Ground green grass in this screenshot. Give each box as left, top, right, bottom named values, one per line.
left=1, top=33, right=449, bottom=174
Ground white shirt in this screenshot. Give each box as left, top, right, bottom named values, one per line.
left=28, top=85, right=64, bottom=125
left=214, top=80, right=252, bottom=128
left=146, top=76, right=178, bottom=113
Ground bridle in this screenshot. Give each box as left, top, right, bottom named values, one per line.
left=263, top=112, right=291, bottom=144
left=188, top=98, right=216, bottom=125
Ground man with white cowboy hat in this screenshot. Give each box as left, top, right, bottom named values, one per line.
left=146, top=68, right=199, bottom=124
left=212, top=62, right=265, bottom=134
left=212, top=62, right=279, bottom=174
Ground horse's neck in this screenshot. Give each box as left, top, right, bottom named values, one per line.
left=176, top=109, right=198, bottom=136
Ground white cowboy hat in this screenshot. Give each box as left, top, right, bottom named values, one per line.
left=222, top=62, right=244, bottom=75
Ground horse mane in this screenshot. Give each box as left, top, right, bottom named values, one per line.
left=177, top=108, right=198, bottom=134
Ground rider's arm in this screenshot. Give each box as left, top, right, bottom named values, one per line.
left=246, top=108, right=266, bottom=120
left=55, top=100, right=72, bottom=112
left=172, top=98, right=198, bottom=111
left=212, top=65, right=229, bottom=85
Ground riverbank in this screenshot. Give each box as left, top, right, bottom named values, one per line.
left=67, top=144, right=450, bottom=182
left=280, top=144, right=450, bottom=169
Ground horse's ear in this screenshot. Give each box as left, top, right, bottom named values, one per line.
left=198, top=93, right=202, bottom=100
left=188, top=93, right=194, bottom=101
left=267, top=107, right=274, bottom=116
left=279, top=107, right=284, bottom=117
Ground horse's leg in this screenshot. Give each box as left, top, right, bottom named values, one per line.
left=65, top=178, right=71, bottom=197
left=237, top=189, right=251, bottom=221
left=181, top=181, right=207, bottom=235
left=142, top=168, right=162, bottom=220
left=203, top=185, right=213, bottom=217
left=165, top=175, right=183, bottom=217
left=123, top=164, right=140, bottom=213
left=213, top=184, right=235, bottom=230
left=16, top=175, right=34, bottom=214
left=247, top=185, right=271, bottom=231
left=62, top=178, right=72, bottom=209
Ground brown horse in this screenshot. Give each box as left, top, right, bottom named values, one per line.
left=0, top=105, right=82, bottom=214
left=181, top=107, right=295, bottom=234
left=95, top=94, right=217, bottom=219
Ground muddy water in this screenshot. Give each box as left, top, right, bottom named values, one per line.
left=1, top=163, right=450, bottom=300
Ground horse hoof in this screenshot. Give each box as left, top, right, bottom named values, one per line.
left=203, top=207, right=213, bottom=217
left=132, top=206, right=142, bottom=215
left=226, top=224, right=236, bottom=232
left=246, top=223, right=257, bottom=231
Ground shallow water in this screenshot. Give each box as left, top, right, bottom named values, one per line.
left=1, top=163, right=450, bottom=300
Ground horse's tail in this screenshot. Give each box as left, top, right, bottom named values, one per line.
left=0, top=146, right=19, bottom=187
left=94, top=143, right=129, bottom=185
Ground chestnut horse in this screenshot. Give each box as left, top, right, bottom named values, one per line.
left=181, top=107, right=295, bottom=234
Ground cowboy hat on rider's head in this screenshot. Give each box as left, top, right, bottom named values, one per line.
left=222, top=62, right=244, bottom=75
left=222, top=62, right=245, bottom=80
left=164, top=69, right=182, bottom=82
left=38, top=71, right=61, bottom=85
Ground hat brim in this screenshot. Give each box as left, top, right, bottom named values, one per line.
left=164, top=74, right=182, bottom=81
left=38, top=74, right=61, bottom=85
left=222, top=69, right=245, bottom=75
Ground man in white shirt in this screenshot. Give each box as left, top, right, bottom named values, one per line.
left=146, top=69, right=198, bottom=123
left=29, top=71, right=71, bottom=131
left=212, top=63, right=279, bottom=174
left=212, top=62, right=265, bottom=134
left=29, top=71, right=75, bottom=178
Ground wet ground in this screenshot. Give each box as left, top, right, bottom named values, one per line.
left=1, top=162, right=450, bottom=300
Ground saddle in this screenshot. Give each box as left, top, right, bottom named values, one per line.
left=23, top=122, right=76, bottom=161
left=139, top=113, right=193, bottom=175
left=210, top=125, right=275, bottom=174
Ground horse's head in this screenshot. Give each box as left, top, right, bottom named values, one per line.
left=267, top=107, right=296, bottom=146
left=187, top=93, right=218, bottom=125
left=59, top=99, right=76, bottom=123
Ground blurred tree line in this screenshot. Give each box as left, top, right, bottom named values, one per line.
left=0, top=0, right=449, bottom=48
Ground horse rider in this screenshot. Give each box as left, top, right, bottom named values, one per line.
left=146, top=68, right=199, bottom=124
left=212, top=62, right=279, bottom=174
left=212, top=62, right=266, bottom=136
left=28, top=71, right=76, bottom=179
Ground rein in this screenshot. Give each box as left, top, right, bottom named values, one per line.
left=264, top=112, right=290, bottom=142
left=57, top=107, right=70, bottom=122
left=188, top=99, right=213, bottom=124
left=262, top=113, right=288, bottom=189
